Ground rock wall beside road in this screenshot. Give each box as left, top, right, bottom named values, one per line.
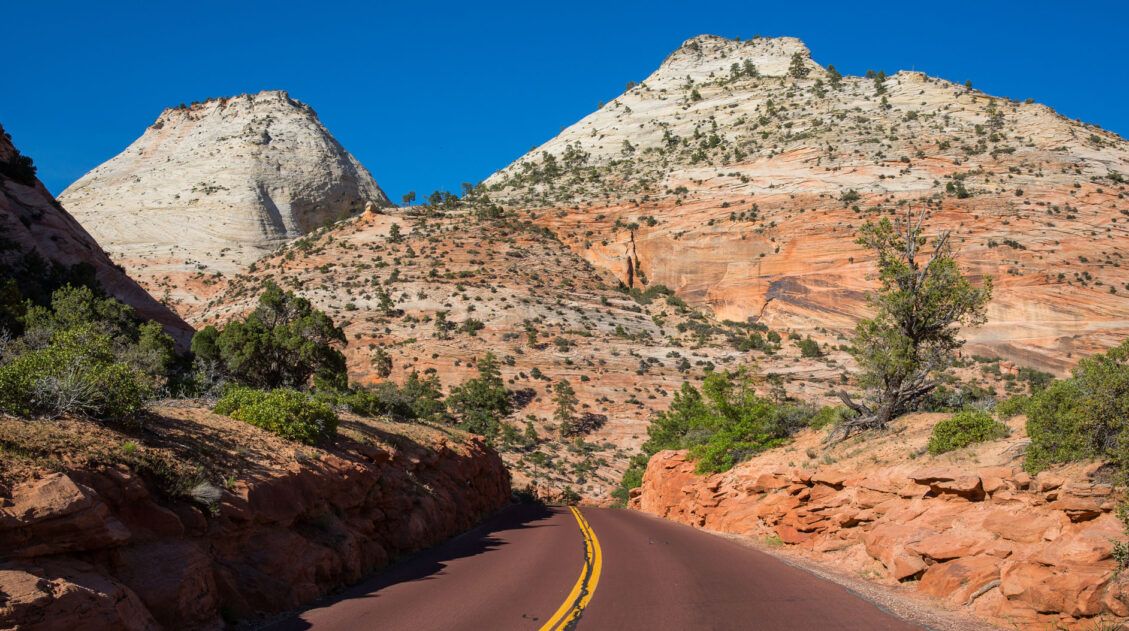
left=0, top=410, right=510, bottom=630
left=632, top=414, right=1127, bottom=630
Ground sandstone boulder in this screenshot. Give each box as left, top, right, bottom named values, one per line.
left=0, top=473, right=131, bottom=557
left=0, top=560, right=158, bottom=631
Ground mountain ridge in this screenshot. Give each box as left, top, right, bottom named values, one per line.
left=485, top=34, right=1129, bottom=374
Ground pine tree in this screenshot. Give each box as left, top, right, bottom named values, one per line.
left=788, top=52, right=810, bottom=79
left=553, top=379, right=578, bottom=427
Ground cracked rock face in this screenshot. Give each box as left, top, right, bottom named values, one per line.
left=59, top=90, right=389, bottom=311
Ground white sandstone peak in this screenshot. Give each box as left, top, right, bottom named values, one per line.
left=657, top=34, right=821, bottom=81
left=59, top=90, right=389, bottom=277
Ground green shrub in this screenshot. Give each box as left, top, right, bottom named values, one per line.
left=643, top=371, right=805, bottom=474
left=927, top=410, right=1009, bottom=455
left=611, top=371, right=832, bottom=504
left=1024, top=340, right=1129, bottom=474
left=797, top=337, right=823, bottom=358
left=322, top=370, right=444, bottom=422
left=994, top=395, right=1030, bottom=419
left=0, top=326, right=150, bottom=420
left=215, top=386, right=338, bottom=445
left=808, top=405, right=846, bottom=429
left=1024, top=379, right=1094, bottom=473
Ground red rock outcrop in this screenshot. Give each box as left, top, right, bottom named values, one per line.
left=632, top=414, right=1127, bottom=629
left=0, top=408, right=510, bottom=629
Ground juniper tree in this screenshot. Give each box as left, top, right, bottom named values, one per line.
left=788, top=52, right=810, bottom=79
left=192, top=282, right=347, bottom=390
left=826, top=64, right=842, bottom=88
left=553, top=379, right=578, bottom=427
left=831, top=211, right=992, bottom=441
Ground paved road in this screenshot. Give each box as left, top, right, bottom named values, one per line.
left=265, top=504, right=918, bottom=631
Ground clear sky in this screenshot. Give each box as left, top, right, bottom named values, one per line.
left=4, top=1, right=1127, bottom=202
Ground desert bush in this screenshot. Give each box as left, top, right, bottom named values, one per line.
left=798, top=336, right=823, bottom=358
left=1024, top=340, right=1129, bottom=474
left=1022, top=342, right=1129, bottom=568
left=0, top=326, right=150, bottom=420
left=215, top=386, right=338, bottom=445
left=994, top=395, right=1030, bottom=419
left=14, top=285, right=177, bottom=385
left=647, top=371, right=806, bottom=473
left=324, top=370, right=444, bottom=422
left=927, top=410, right=1008, bottom=455
left=612, top=371, right=831, bottom=504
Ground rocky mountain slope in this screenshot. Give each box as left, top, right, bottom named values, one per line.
left=192, top=204, right=781, bottom=502
left=189, top=199, right=1036, bottom=504
left=0, top=405, right=509, bottom=629
left=0, top=125, right=191, bottom=343
left=486, top=34, right=1129, bottom=374
left=53, top=36, right=1126, bottom=501
left=59, top=91, right=389, bottom=318
left=633, top=413, right=1124, bottom=630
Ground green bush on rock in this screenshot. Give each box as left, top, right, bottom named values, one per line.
left=1023, top=338, right=1129, bottom=474
left=927, top=410, right=1008, bottom=455
left=612, top=370, right=820, bottom=504
left=0, top=325, right=150, bottom=420
left=215, top=386, right=338, bottom=445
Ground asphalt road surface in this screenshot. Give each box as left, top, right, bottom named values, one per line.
left=265, top=504, right=919, bottom=631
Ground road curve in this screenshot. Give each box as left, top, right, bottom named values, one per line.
left=263, top=504, right=919, bottom=631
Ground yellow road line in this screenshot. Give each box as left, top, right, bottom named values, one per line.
left=539, top=506, right=603, bottom=631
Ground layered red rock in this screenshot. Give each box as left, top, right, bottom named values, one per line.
left=632, top=413, right=1125, bottom=629
left=0, top=407, right=510, bottom=629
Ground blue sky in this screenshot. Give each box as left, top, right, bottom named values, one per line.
left=4, top=1, right=1127, bottom=201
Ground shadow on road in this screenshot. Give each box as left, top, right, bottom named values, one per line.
left=261, top=502, right=557, bottom=630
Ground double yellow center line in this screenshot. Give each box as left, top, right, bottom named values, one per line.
left=539, top=506, right=603, bottom=630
